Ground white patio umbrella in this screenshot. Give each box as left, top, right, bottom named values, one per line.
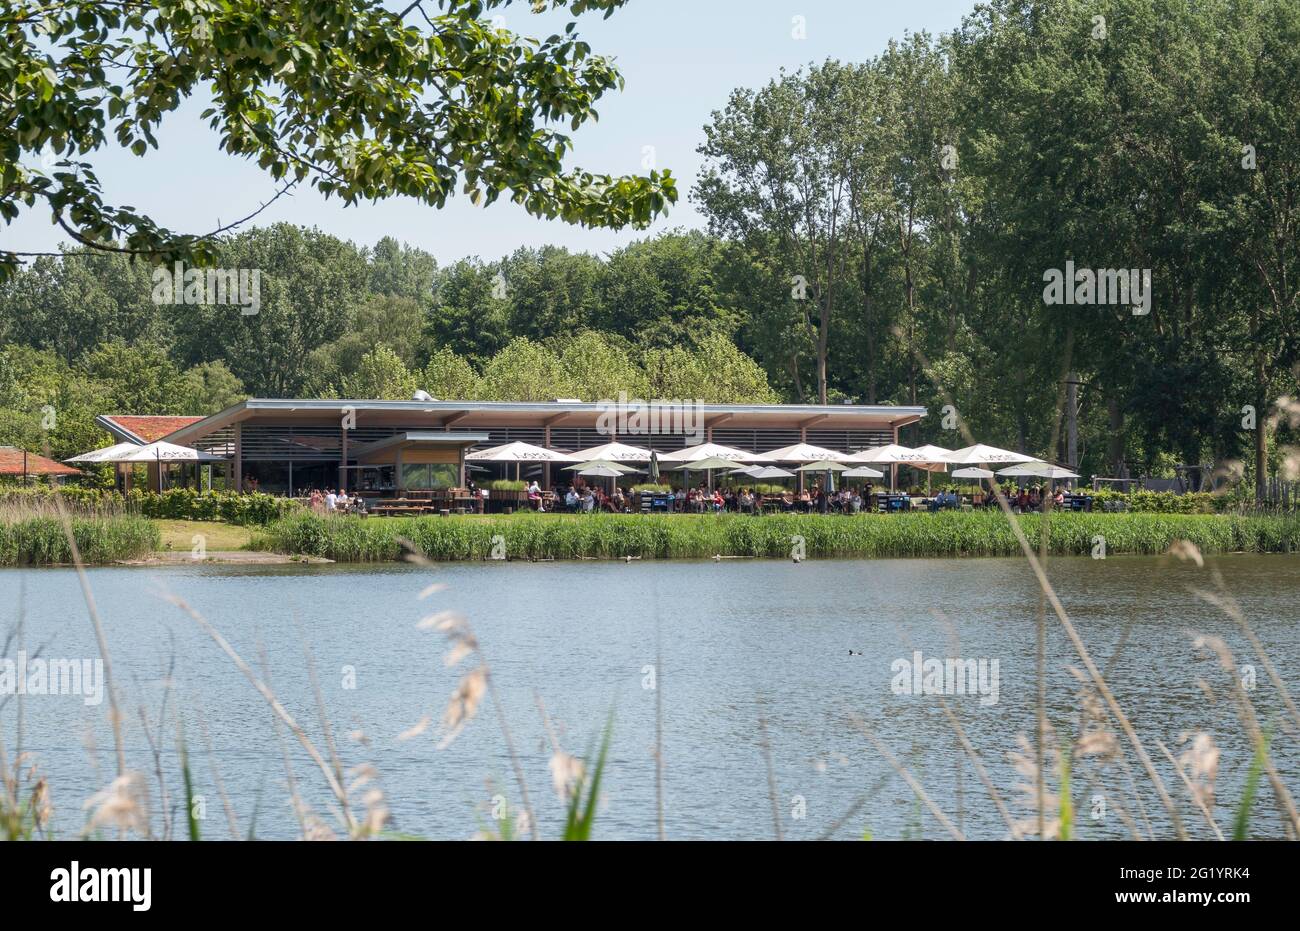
left=759, top=442, right=847, bottom=462
left=795, top=459, right=850, bottom=472
left=109, top=440, right=224, bottom=491
left=664, top=455, right=743, bottom=491
left=845, top=444, right=936, bottom=491
left=466, top=440, right=577, bottom=481
left=952, top=467, right=996, bottom=479
left=110, top=440, right=224, bottom=462
left=998, top=462, right=1080, bottom=479
left=64, top=442, right=139, bottom=463
left=745, top=466, right=797, bottom=480
left=909, top=444, right=954, bottom=472
left=905, top=443, right=953, bottom=494
left=844, top=443, right=923, bottom=463
left=563, top=459, right=638, bottom=473
left=577, top=465, right=624, bottom=477
left=945, top=444, right=1036, bottom=465
left=658, top=442, right=772, bottom=463
left=843, top=465, right=886, bottom=478
left=796, top=460, right=847, bottom=499
left=566, top=441, right=653, bottom=462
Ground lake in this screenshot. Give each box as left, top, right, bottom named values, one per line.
left=2, top=554, right=1297, bottom=840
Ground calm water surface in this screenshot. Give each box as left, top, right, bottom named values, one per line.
left=2, top=554, right=1297, bottom=839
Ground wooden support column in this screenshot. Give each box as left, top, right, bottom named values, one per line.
left=543, top=424, right=552, bottom=490
left=233, top=422, right=243, bottom=492
left=339, top=423, right=349, bottom=492
left=891, top=422, right=900, bottom=492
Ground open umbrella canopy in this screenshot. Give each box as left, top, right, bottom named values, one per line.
left=945, top=444, right=1035, bottom=465
left=658, top=442, right=771, bottom=463
left=664, top=456, right=746, bottom=471
left=795, top=459, right=850, bottom=472
left=745, top=466, right=797, bottom=479
left=908, top=444, right=954, bottom=472
left=577, top=465, right=625, bottom=478
left=111, top=441, right=224, bottom=462
left=65, top=442, right=140, bottom=463
left=998, top=461, right=1080, bottom=479
left=842, top=465, right=885, bottom=478
left=952, top=466, right=997, bottom=479
left=566, top=441, right=653, bottom=462
left=758, top=443, right=847, bottom=462
left=844, top=443, right=927, bottom=464
left=465, top=441, right=575, bottom=462
left=563, top=458, right=639, bottom=473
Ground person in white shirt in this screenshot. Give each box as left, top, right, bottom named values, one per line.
left=325, top=489, right=337, bottom=511
left=337, top=490, right=350, bottom=509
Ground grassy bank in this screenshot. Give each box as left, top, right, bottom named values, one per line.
left=0, top=514, right=161, bottom=565
left=250, top=511, right=1300, bottom=562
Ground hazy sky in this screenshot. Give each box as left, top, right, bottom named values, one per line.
left=4, top=0, right=977, bottom=266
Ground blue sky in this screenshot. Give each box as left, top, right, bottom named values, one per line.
left=4, top=0, right=978, bottom=266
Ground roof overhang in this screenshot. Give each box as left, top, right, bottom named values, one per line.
left=159, top=398, right=928, bottom=445
left=350, top=431, right=491, bottom=461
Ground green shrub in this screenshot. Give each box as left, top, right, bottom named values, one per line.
left=0, top=487, right=299, bottom=525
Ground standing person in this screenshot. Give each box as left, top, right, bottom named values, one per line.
left=325, top=488, right=337, bottom=512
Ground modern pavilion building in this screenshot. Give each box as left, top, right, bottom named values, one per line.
left=94, top=398, right=926, bottom=495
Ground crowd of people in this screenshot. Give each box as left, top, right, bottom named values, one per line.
left=548, top=481, right=883, bottom=514
left=307, top=487, right=368, bottom=515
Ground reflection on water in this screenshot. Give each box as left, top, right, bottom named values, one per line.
left=1, top=554, right=1297, bottom=839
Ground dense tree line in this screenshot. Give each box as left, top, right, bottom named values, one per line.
left=2, top=0, right=1298, bottom=492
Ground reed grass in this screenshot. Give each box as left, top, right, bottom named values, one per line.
left=0, top=512, right=160, bottom=565
left=250, top=511, right=1300, bottom=562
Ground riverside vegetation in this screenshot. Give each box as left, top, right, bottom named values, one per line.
left=252, top=511, right=1300, bottom=563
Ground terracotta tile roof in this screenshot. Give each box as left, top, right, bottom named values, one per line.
left=0, top=447, right=80, bottom=476
left=100, top=415, right=205, bottom=443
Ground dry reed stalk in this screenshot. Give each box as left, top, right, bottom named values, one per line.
left=1156, top=738, right=1225, bottom=840
left=1188, top=631, right=1300, bottom=836
left=136, top=645, right=176, bottom=841
left=849, top=712, right=966, bottom=840
left=903, top=336, right=1188, bottom=839
left=50, top=489, right=126, bottom=777
left=257, top=643, right=309, bottom=840
left=293, top=616, right=347, bottom=806
left=815, top=772, right=894, bottom=841
left=196, top=703, right=241, bottom=840
left=164, top=593, right=356, bottom=834
left=907, top=616, right=1024, bottom=839
left=402, top=540, right=538, bottom=839
left=756, top=706, right=783, bottom=841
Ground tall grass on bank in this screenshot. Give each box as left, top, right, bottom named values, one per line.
left=250, top=511, right=1300, bottom=562
left=0, top=510, right=160, bottom=565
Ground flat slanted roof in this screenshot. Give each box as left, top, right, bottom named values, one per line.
left=158, top=398, right=927, bottom=445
